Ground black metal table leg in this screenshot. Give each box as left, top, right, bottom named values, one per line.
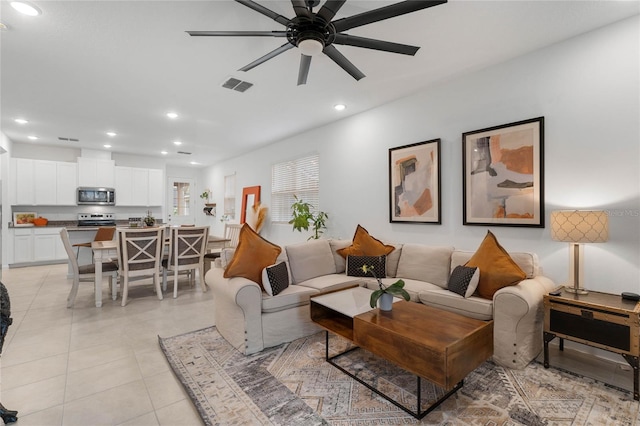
left=622, top=354, right=639, bottom=401
left=543, top=331, right=556, bottom=368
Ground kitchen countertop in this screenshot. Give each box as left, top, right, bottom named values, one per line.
left=9, top=220, right=165, bottom=229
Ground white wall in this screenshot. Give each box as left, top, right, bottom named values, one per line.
left=203, top=16, right=640, bottom=294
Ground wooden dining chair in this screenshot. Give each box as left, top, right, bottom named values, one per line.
left=162, top=226, right=209, bottom=298
left=72, top=226, right=116, bottom=259
left=60, top=229, right=118, bottom=308
left=203, top=223, right=242, bottom=276
left=116, top=228, right=164, bottom=306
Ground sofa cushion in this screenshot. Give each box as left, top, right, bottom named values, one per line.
left=418, top=289, right=493, bottom=321
left=395, top=244, right=454, bottom=288
left=447, top=265, right=480, bottom=298
left=384, top=243, right=403, bottom=278
left=346, top=255, right=386, bottom=278
left=329, top=239, right=351, bottom=273
left=286, top=239, right=336, bottom=284
left=223, top=224, right=281, bottom=288
left=261, top=262, right=290, bottom=296
left=336, top=225, right=394, bottom=258
left=220, top=248, right=235, bottom=269
left=261, top=284, right=319, bottom=314
left=465, top=231, right=526, bottom=299
left=295, top=274, right=362, bottom=294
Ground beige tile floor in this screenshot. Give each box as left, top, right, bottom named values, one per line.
left=0, top=264, right=635, bottom=425
left=1, top=263, right=211, bottom=425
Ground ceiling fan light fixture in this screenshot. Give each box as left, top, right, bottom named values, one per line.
left=298, top=39, right=323, bottom=57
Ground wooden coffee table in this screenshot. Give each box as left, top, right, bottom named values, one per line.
left=310, top=287, right=493, bottom=419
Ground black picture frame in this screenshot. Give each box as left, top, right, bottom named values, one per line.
left=389, top=138, right=441, bottom=224
left=462, top=117, right=544, bottom=227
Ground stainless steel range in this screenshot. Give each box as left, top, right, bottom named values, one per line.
left=77, top=213, right=116, bottom=227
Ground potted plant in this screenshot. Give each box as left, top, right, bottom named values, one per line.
left=200, top=189, right=213, bottom=205
left=289, top=195, right=328, bottom=240
left=361, top=264, right=410, bottom=311
left=143, top=210, right=156, bottom=227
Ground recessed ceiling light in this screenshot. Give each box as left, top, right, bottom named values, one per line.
left=0, top=23, right=8, bottom=31
left=190, top=161, right=199, bottom=165
left=173, top=141, right=182, bottom=146
left=161, top=151, right=168, bottom=155
left=103, top=144, right=111, bottom=148
left=10, top=1, right=41, bottom=16
left=106, top=132, right=117, bottom=137
left=14, top=118, right=28, bottom=124
left=334, top=104, right=346, bottom=111
left=27, top=135, right=38, bottom=140
left=166, top=112, right=178, bottom=119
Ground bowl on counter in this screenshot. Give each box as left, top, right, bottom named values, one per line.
left=33, top=217, right=49, bottom=226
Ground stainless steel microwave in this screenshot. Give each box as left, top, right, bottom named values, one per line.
left=77, top=187, right=116, bottom=205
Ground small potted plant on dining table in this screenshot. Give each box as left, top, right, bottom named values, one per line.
left=361, top=264, right=410, bottom=311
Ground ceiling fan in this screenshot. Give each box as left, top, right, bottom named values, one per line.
left=187, top=0, right=447, bottom=85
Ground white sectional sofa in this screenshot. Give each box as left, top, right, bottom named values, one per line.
left=205, top=238, right=556, bottom=369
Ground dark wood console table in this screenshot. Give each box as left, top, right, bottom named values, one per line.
left=543, top=289, right=640, bottom=400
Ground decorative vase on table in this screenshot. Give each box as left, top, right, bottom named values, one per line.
left=379, top=292, right=394, bottom=311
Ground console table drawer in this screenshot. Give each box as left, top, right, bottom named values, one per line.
left=546, top=300, right=639, bottom=356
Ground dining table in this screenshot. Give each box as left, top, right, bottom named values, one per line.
left=90, top=233, right=229, bottom=307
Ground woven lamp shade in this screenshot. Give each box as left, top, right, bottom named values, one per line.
left=550, top=210, right=609, bottom=243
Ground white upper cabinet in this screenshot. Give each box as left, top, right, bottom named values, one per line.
left=56, top=162, right=78, bottom=205
left=78, top=157, right=115, bottom=188
left=115, top=166, right=163, bottom=206
left=12, top=159, right=77, bottom=206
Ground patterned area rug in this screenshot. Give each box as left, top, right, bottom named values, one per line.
left=159, top=326, right=639, bottom=425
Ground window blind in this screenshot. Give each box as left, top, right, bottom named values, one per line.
left=271, top=154, right=319, bottom=223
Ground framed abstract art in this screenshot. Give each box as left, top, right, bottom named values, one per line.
left=389, top=139, right=441, bottom=224
left=462, top=117, right=544, bottom=227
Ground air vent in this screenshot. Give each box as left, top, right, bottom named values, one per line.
left=58, top=137, right=79, bottom=142
left=177, top=151, right=192, bottom=155
left=221, top=77, right=253, bottom=93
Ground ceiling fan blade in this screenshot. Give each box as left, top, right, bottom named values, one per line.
left=332, top=0, right=447, bottom=32
left=316, top=0, right=347, bottom=23
left=236, top=0, right=291, bottom=27
left=239, top=42, right=295, bottom=72
left=187, top=31, right=287, bottom=37
left=323, top=45, right=365, bottom=81
left=291, top=0, right=312, bottom=19
left=297, top=54, right=312, bottom=85
left=333, top=34, right=419, bottom=55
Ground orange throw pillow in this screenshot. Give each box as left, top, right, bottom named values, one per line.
left=465, top=230, right=526, bottom=299
left=223, top=224, right=282, bottom=288
left=337, top=225, right=395, bottom=259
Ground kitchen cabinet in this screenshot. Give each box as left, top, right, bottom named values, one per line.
left=11, top=227, right=66, bottom=265
left=34, top=160, right=57, bottom=205
left=56, top=162, right=78, bottom=205
left=11, top=159, right=77, bottom=206
left=115, top=166, right=163, bottom=206
left=14, top=158, right=35, bottom=205
left=78, top=157, right=115, bottom=188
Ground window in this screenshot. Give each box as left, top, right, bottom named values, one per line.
left=271, top=153, right=319, bottom=223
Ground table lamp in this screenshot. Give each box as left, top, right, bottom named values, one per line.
left=550, top=210, right=609, bottom=294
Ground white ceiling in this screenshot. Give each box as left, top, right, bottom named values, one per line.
left=1, top=0, right=638, bottom=167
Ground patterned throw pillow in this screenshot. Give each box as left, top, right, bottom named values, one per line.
left=346, top=255, right=386, bottom=278
left=448, top=265, right=480, bottom=298
left=261, top=262, right=290, bottom=296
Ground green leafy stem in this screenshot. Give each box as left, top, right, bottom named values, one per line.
left=361, top=264, right=410, bottom=309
